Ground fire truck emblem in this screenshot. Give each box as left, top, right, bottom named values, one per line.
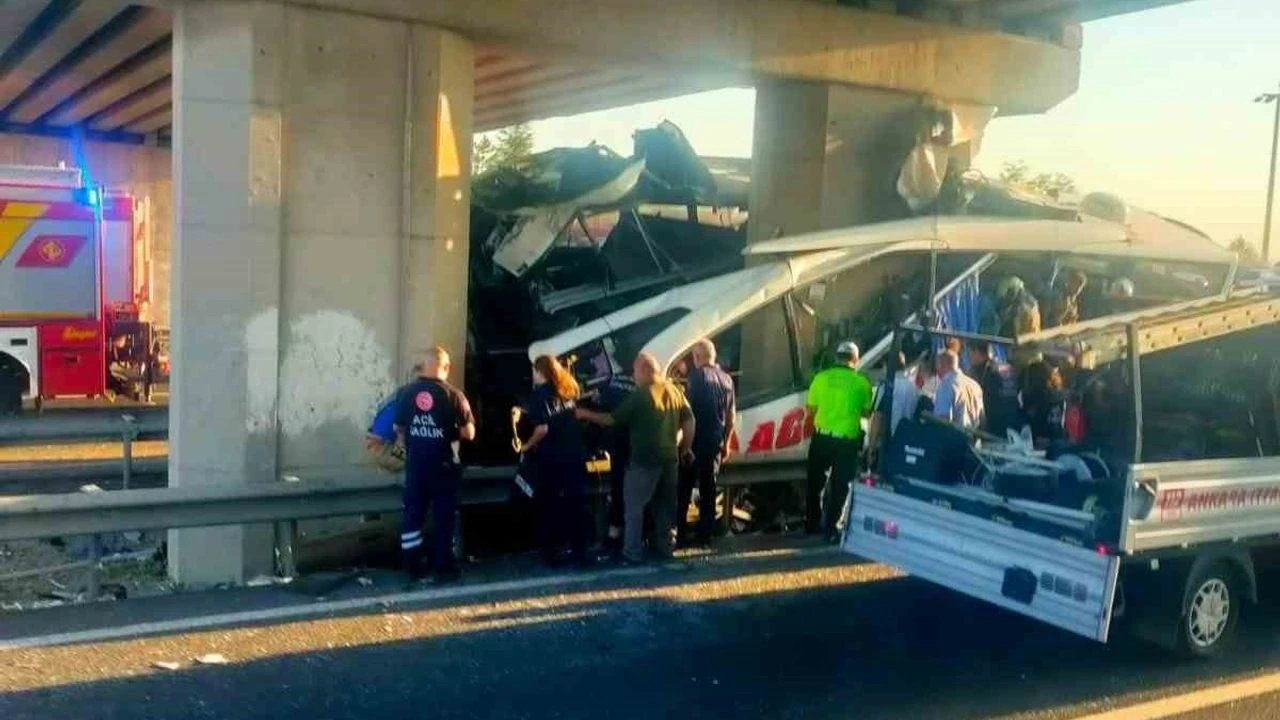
left=37, top=238, right=65, bottom=263
left=15, top=234, right=86, bottom=268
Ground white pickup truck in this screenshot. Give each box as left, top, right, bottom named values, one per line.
left=530, top=204, right=1276, bottom=656
left=845, top=289, right=1280, bottom=657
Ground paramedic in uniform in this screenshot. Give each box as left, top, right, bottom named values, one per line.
left=394, top=347, right=476, bottom=582
left=519, top=355, right=591, bottom=567
left=805, top=341, right=875, bottom=540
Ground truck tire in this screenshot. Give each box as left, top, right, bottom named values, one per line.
left=0, top=372, right=20, bottom=416
left=1177, top=560, right=1241, bottom=658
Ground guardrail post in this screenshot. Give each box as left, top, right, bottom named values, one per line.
left=274, top=520, right=298, bottom=579
left=86, top=534, right=102, bottom=600
left=120, top=414, right=139, bottom=490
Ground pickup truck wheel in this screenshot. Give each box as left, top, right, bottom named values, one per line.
left=1178, top=561, right=1240, bottom=658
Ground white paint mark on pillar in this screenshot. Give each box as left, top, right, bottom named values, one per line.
left=277, top=310, right=392, bottom=437
left=245, top=307, right=280, bottom=433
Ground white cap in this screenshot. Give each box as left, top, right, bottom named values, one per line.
left=836, top=341, right=860, bottom=358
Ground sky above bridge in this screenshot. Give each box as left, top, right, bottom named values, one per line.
left=521, top=0, right=1276, bottom=250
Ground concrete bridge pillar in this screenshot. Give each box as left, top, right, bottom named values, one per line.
left=168, top=1, right=473, bottom=586
left=749, top=81, right=922, bottom=242
left=741, top=81, right=922, bottom=389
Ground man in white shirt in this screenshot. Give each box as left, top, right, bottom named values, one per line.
left=866, top=352, right=923, bottom=470
left=933, top=349, right=984, bottom=430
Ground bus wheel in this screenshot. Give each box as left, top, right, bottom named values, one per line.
left=1178, top=561, right=1240, bottom=658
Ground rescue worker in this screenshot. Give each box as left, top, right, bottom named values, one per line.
left=518, top=355, right=591, bottom=567
left=1048, top=268, right=1088, bottom=327
left=678, top=338, right=737, bottom=547
left=987, top=276, right=1041, bottom=337
left=967, top=342, right=1020, bottom=438
left=576, top=352, right=695, bottom=564
left=933, top=349, right=984, bottom=430
left=805, top=341, right=874, bottom=540
left=394, top=347, right=476, bottom=582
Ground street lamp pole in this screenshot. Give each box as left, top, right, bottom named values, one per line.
left=1257, top=87, right=1280, bottom=264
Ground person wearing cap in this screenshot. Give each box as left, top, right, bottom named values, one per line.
left=804, top=340, right=875, bottom=539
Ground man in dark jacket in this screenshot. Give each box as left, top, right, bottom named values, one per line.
left=678, top=338, right=736, bottom=546
left=967, top=342, right=1021, bottom=438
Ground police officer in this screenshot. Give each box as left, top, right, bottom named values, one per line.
left=394, top=347, right=476, bottom=582
left=519, top=355, right=591, bottom=567
left=805, top=341, right=875, bottom=540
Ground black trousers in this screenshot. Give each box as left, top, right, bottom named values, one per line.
left=401, top=463, right=461, bottom=574
left=607, top=444, right=630, bottom=532
left=534, top=455, right=590, bottom=561
left=678, top=451, right=722, bottom=541
left=805, top=433, right=862, bottom=535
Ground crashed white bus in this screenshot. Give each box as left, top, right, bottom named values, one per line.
left=529, top=196, right=1279, bottom=656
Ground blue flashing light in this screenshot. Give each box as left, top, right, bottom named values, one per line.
left=73, top=187, right=101, bottom=208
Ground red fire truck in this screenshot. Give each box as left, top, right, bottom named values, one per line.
left=0, top=164, right=157, bottom=413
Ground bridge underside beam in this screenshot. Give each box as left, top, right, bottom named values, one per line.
left=300, top=0, right=1080, bottom=114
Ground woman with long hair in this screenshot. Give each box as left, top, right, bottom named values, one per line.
left=519, top=355, right=591, bottom=566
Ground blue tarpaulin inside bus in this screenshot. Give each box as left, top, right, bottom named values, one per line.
left=930, top=272, right=1008, bottom=365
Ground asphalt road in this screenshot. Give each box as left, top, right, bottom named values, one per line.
left=0, top=538, right=1277, bottom=720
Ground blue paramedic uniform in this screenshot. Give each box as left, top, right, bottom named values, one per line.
left=522, top=383, right=590, bottom=563
left=394, top=377, right=474, bottom=577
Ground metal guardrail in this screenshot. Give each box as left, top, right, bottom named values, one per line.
left=0, top=461, right=807, bottom=544
left=0, top=406, right=167, bottom=446
left=0, top=478, right=402, bottom=543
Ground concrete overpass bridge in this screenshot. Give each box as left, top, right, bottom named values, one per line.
left=0, top=0, right=1189, bottom=141
left=0, top=0, right=1195, bottom=585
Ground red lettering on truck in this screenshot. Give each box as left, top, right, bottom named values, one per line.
left=1158, top=485, right=1280, bottom=517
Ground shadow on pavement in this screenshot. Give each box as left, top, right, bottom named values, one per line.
left=0, top=558, right=1277, bottom=720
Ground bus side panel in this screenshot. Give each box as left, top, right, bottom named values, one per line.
left=845, top=483, right=1121, bottom=642
left=733, top=391, right=810, bottom=461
